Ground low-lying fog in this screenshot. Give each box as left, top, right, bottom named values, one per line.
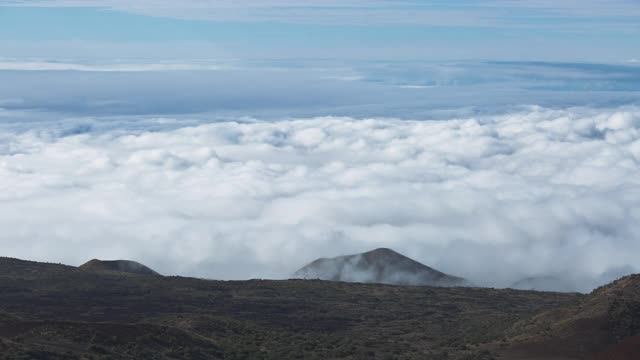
left=1, top=61, right=639, bottom=293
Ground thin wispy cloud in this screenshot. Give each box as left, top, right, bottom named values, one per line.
left=0, top=60, right=230, bottom=72
left=483, top=0, right=640, bottom=17
left=3, top=0, right=639, bottom=27
left=2, top=1, right=638, bottom=62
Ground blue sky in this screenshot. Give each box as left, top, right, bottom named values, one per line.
left=1, top=0, right=639, bottom=61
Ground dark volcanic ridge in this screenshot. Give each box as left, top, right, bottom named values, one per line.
left=79, top=259, right=160, bottom=276
left=1, top=256, right=640, bottom=359
left=293, top=248, right=469, bottom=287
left=509, top=275, right=576, bottom=293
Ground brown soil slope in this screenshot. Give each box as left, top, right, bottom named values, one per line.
left=493, top=274, right=640, bottom=360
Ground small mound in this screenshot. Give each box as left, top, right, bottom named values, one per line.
left=79, top=259, right=160, bottom=276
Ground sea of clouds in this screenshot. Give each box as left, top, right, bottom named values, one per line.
left=1, top=105, right=639, bottom=291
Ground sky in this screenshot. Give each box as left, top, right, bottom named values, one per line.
left=0, top=0, right=639, bottom=61
left=1, top=1, right=640, bottom=292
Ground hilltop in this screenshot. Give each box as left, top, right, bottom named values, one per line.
left=79, top=259, right=160, bottom=276
left=293, top=248, right=468, bottom=287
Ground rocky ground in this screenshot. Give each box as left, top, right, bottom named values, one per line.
left=0, top=257, right=638, bottom=359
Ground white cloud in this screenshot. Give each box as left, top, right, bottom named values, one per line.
left=1, top=106, right=640, bottom=291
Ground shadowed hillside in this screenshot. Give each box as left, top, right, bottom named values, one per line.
left=0, top=256, right=639, bottom=359
left=293, top=248, right=468, bottom=287
left=492, top=274, right=640, bottom=359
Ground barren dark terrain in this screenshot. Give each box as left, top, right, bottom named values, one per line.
left=0, top=257, right=638, bottom=359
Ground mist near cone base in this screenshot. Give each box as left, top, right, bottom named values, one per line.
left=77, top=249, right=585, bottom=293
left=292, top=248, right=469, bottom=287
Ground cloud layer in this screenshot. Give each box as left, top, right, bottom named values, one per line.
left=1, top=106, right=639, bottom=291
